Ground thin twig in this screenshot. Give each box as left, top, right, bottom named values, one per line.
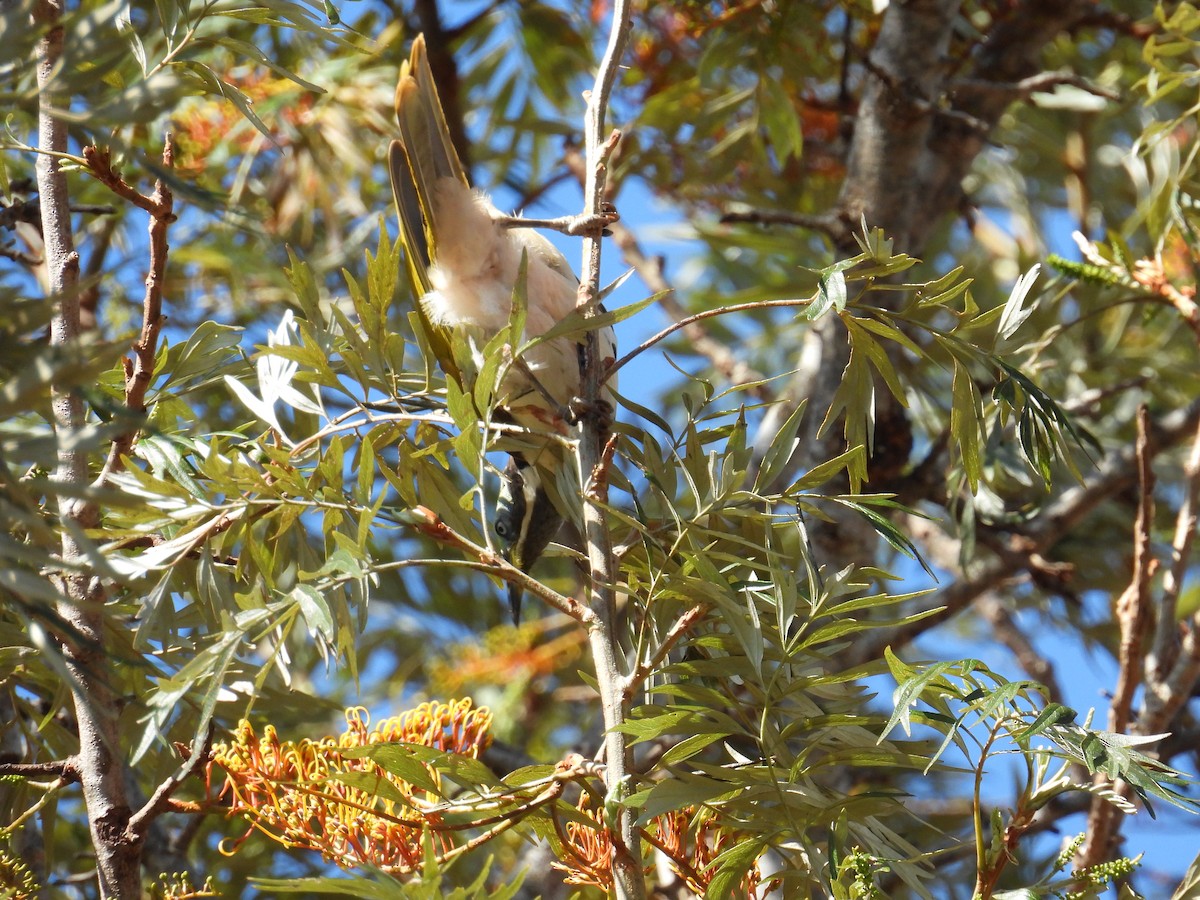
left=622, top=604, right=709, bottom=703
left=719, top=207, right=845, bottom=240
left=4, top=776, right=73, bottom=832
left=0, top=199, right=116, bottom=230
left=407, top=505, right=594, bottom=623
left=437, top=782, right=564, bottom=864
left=607, top=296, right=814, bottom=379
left=496, top=206, right=619, bottom=236
left=952, top=70, right=1120, bottom=101
left=126, top=720, right=214, bottom=840
left=561, top=144, right=775, bottom=400
left=0, top=759, right=79, bottom=779
left=82, top=145, right=173, bottom=218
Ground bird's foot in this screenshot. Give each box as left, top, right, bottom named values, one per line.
left=566, top=396, right=615, bottom=432
left=496, top=202, right=619, bottom=237
left=564, top=202, right=620, bottom=237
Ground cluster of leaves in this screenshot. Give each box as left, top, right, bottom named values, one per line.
left=884, top=652, right=1196, bottom=897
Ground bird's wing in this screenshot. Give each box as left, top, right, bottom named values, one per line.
left=389, top=33, right=475, bottom=384
left=391, top=33, right=469, bottom=259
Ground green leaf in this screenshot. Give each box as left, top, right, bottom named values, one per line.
left=1014, top=703, right=1078, bottom=743
left=753, top=399, right=807, bottom=492
left=520, top=291, right=662, bottom=351
left=758, top=75, right=803, bottom=161
left=950, top=358, right=983, bottom=493
left=291, top=584, right=334, bottom=643
left=706, top=834, right=765, bottom=898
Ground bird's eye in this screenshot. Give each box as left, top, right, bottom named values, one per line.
left=494, top=518, right=511, bottom=540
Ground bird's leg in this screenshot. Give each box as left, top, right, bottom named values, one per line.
left=509, top=357, right=613, bottom=434
left=566, top=341, right=615, bottom=431
left=495, top=202, right=620, bottom=237
left=566, top=395, right=614, bottom=432
left=511, top=358, right=566, bottom=418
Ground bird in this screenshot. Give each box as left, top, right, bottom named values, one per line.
left=388, top=34, right=616, bottom=624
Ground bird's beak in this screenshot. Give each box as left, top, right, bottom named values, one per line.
left=507, top=581, right=524, bottom=626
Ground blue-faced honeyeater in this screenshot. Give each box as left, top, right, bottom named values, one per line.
left=388, top=34, right=616, bottom=624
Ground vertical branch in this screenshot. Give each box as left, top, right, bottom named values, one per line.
left=1147, top=406, right=1200, bottom=681
left=1139, top=376, right=1200, bottom=775
left=34, top=0, right=140, bottom=896
left=575, top=4, right=642, bottom=900
left=1076, top=406, right=1157, bottom=872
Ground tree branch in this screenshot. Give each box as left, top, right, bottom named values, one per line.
left=607, top=296, right=815, bottom=379
left=719, top=207, right=846, bottom=242
left=575, top=2, right=642, bottom=897
left=407, top=505, right=594, bottom=624
left=951, top=70, right=1120, bottom=102
left=621, top=604, right=709, bottom=704
left=0, top=759, right=80, bottom=780
left=34, top=0, right=141, bottom=894
left=126, top=722, right=213, bottom=841
left=561, top=144, right=776, bottom=401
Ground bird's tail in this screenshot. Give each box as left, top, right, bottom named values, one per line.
left=388, top=33, right=469, bottom=298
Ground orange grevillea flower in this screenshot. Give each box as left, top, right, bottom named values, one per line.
left=551, top=793, right=616, bottom=891
left=208, top=700, right=492, bottom=872
left=550, top=797, right=769, bottom=894
left=173, top=69, right=313, bottom=175
left=652, top=806, right=766, bottom=896
left=430, top=619, right=585, bottom=692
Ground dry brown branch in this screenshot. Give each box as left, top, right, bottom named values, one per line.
left=1076, top=406, right=1158, bottom=870
left=91, top=138, right=177, bottom=486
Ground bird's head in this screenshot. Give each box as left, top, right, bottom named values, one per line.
left=495, top=456, right=562, bottom=624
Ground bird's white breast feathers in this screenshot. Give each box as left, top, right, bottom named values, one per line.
left=420, top=176, right=615, bottom=416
